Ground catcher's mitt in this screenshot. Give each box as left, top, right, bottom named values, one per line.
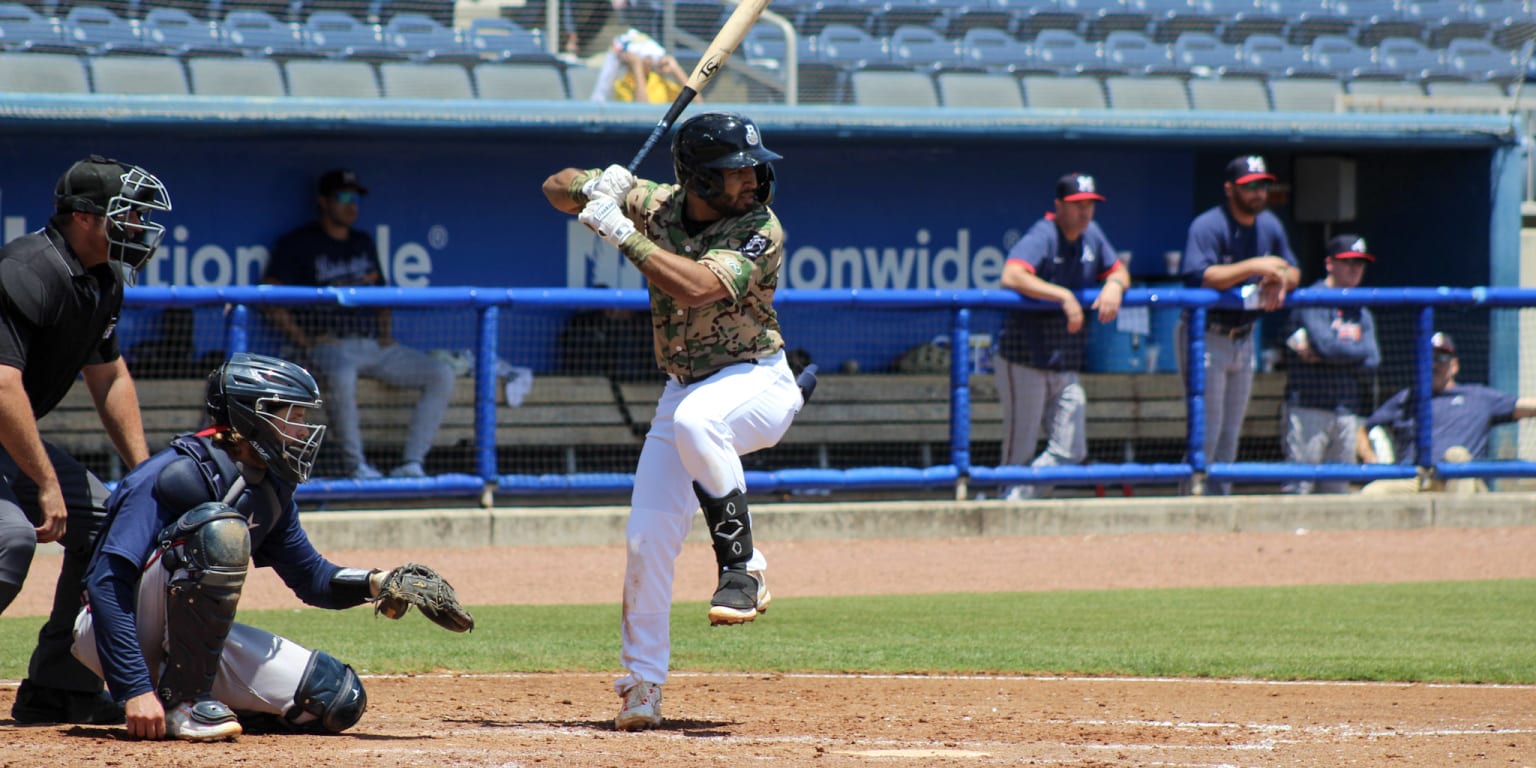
left=374, top=563, right=475, bottom=633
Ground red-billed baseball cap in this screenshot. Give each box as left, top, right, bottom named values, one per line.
left=1055, top=172, right=1105, bottom=201
left=1431, top=332, right=1456, bottom=356
left=1326, top=234, right=1374, bottom=262
left=1226, top=155, right=1277, bottom=185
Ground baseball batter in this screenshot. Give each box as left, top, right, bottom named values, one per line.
left=71, top=353, right=465, bottom=740
left=542, top=112, right=806, bottom=731
left=994, top=173, right=1128, bottom=500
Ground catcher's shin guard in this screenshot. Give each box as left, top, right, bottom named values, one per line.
left=286, top=651, right=367, bottom=733
left=156, top=502, right=250, bottom=707
left=693, top=482, right=753, bottom=570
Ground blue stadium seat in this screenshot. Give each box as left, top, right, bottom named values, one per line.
left=383, top=12, right=472, bottom=61
left=1101, top=29, right=1173, bottom=73
left=0, top=2, right=85, bottom=52
left=814, top=22, right=890, bottom=68
left=889, top=23, right=966, bottom=68
left=1372, top=35, right=1447, bottom=79
left=941, top=4, right=1019, bottom=40
left=959, top=25, right=1034, bottom=70
left=1148, top=0, right=1221, bottom=44
left=1308, top=33, right=1375, bottom=77
left=465, top=17, right=552, bottom=62
left=140, top=6, right=226, bottom=54
left=1218, top=10, right=1288, bottom=43
left=303, top=10, right=401, bottom=59
left=1264, top=0, right=1355, bottom=44
left=1444, top=36, right=1520, bottom=81
left=742, top=21, right=786, bottom=62
left=63, top=5, right=155, bottom=54
left=1011, top=2, right=1084, bottom=40
left=220, top=9, right=308, bottom=56
left=1408, top=0, right=1495, bottom=47
left=669, top=0, right=729, bottom=39
left=370, top=0, right=452, bottom=26
left=868, top=0, right=946, bottom=38
left=1171, top=30, right=1239, bottom=73
left=1031, top=27, right=1103, bottom=73
left=1469, top=0, right=1536, bottom=48
left=1066, top=0, right=1153, bottom=41
left=1334, top=0, right=1429, bottom=45
left=1239, top=32, right=1312, bottom=75
left=796, top=0, right=882, bottom=37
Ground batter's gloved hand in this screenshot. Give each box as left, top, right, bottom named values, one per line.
left=581, top=164, right=636, bottom=202
left=373, top=563, right=475, bottom=633
left=580, top=196, right=638, bottom=247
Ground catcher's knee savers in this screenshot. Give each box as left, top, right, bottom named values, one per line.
left=155, top=501, right=250, bottom=706
left=288, top=650, right=367, bottom=733
left=694, top=483, right=752, bottom=570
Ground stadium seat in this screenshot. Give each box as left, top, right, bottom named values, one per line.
left=941, top=5, right=1018, bottom=40
left=383, top=13, right=473, bottom=61
left=796, top=0, right=881, bottom=37
left=1020, top=72, right=1107, bottom=108
left=89, top=53, right=190, bottom=94
left=1240, top=33, right=1312, bottom=77
left=1308, top=34, right=1374, bottom=78
left=1373, top=35, right=1447, bottom=80
left=186, top=54, right=285, bottom=94
left=889, top=23, right=966, bottom=68
left=0, top=2, right=84, bottom=53
left=303, top=10, right=401, bottom=59
left=1012, top=2, right=1085, bottom=40
left=1408, top=0, right=1495, bottom=46
left=63, top=5, right=155, bottom=54
left=0, top=50, right=89, bottom=91
left=465, top=18, right=552, bottom=62
left=1104, top=72, right=1191, bottom=108
left=1148, top=1, right=1221, bottom=44
left=141, top=7, right=226, bottom=55
left=936, top=69, right=1025, bottom=106
left=472, top=60, right=567, bottom=99
left=1032, top=28, right=1104, bottom=74
left=743, top=22, right=787, bottom=63
left=1335, top=0, right=1428, bottom=46
left=220, top=9, right=309, bottom=56
left=668, top=0, right=728, bottom=39
left=814, top=22, right=889, bottom=68
left=379, top=60, right=473, bottom=97
left=1267, top=73, right=1346, bottom=111
left=1465, top=0, right=1536, bottom=47
left=219, top=0, right=299, bottom=23
left=959, top=26, right=1033, bottom=71
left=1171, top=30, right=1239, bottom=73
left=1444, top=37, right=1520, bottom=82
left=1188, top=74, right=1271, bottom=109
left=284, top=57, right=380, bottom=96
left=1218, top=10, right=1288, bottom=44
left=1268, top=0, right=1355, bottom=44
left=1067, top=0, right=1154, bottom=41
left=372, top=0, right=453, bottom=26
left=850, top=67, right=938, bottom=105
left=868, top=0, right=946, bottom=38
left=1102, top=29, right=1173, bottom=74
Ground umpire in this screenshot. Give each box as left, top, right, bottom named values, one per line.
left=0, top=155, right=172, bottom=724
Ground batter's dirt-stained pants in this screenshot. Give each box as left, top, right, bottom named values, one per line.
left=614, top=350, right=802, bottom=694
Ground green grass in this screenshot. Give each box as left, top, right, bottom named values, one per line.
left=6, top=580, right=1533, bottom=683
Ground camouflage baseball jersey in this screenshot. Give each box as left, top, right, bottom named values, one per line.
left=612, top=175, right=786, bottom=380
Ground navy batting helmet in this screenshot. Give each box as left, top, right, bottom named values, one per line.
left=206, top=353, right=326, bottom=484
left=671, top=112, right=781, bottom=204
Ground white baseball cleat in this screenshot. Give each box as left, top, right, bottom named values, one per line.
left=708, top=569, right=771, bottom=626
left=614, top=681, right=662, bottom=731
left=165, top=698, right=242, bottom=742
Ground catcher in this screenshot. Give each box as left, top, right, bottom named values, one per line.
left=69, top=353, right=472, bottom=741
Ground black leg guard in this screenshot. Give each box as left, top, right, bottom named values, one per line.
left=693, top=482, right=753, bottom=571
left=157, top=502, right=250, bottom=707
left=284, top=651, right=367, bottom=733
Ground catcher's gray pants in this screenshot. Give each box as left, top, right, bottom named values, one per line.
left=305, top=336, right=456, bottom=473
left=1282, top=405, right=1360, bottom=494
left=994, top=361, right=1087, bottom=500
left=72, top=548, right=315, bottom=718
left=1177, top=321, right=1255, bottom=496
left=0, top=443, right=111, bottom=695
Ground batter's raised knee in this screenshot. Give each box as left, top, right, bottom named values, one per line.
left=286, top=650, right=367, bottom=733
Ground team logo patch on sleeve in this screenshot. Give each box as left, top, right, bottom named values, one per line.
left=740, top=234, right=769, bottom=260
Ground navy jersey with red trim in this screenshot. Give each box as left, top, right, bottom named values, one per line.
left=997, top=216, right=1119, bottom=371
left=1182, top=205, right=1295, bottom=328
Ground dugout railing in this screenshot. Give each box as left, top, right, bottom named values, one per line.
left=109, top=285, right=1536, bottom=504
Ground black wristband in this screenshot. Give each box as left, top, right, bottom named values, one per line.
left=331, top=567, right=381, bottom=605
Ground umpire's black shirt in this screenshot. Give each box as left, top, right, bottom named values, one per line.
left=0, top=226, right=125, bottom=418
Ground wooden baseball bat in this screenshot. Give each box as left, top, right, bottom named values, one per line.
left=626, top=0, right=773, bottom=172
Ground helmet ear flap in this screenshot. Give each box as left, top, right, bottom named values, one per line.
left=205, top=362, right=230, bottom=427
left=754, top=164, right=775, bottom=205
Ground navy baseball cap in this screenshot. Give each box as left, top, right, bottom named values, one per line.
left=1055, top=172, right=1105, bottom=202
left=1226, top=155, right=1277, bottom=185
left=1431, top=332, right=1456, bottom=356
left=1326, top=234, right=1374, bottom=262
left=318, top=168, right=368, bottom=196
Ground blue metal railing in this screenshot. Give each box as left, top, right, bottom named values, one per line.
left=121, top=285, right=1536, bottom=502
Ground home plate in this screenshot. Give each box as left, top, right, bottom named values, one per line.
left=833, top=749, right=990, bottom=758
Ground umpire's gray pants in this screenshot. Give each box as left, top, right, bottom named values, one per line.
left=994, top=361, right=1086, bottom=499
left=1282, top=405, right=1360, bottom=494
left=1176, top=321, right=1255, bottom=496
left=306, top=337, right=456, bottom=472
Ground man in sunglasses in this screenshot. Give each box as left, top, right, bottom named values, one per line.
left=261, top=169, right=455, bottom=481
left=1178, top=154, right=1299, bottom=495
left=1359, top=332, right=1536, bottom=494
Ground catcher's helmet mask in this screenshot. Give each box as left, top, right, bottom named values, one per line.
left=206, top=353, right=326, bottom=484
left=671, top=112, right=781, bottom=205
left=55, top=155, right=172, bottom=278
